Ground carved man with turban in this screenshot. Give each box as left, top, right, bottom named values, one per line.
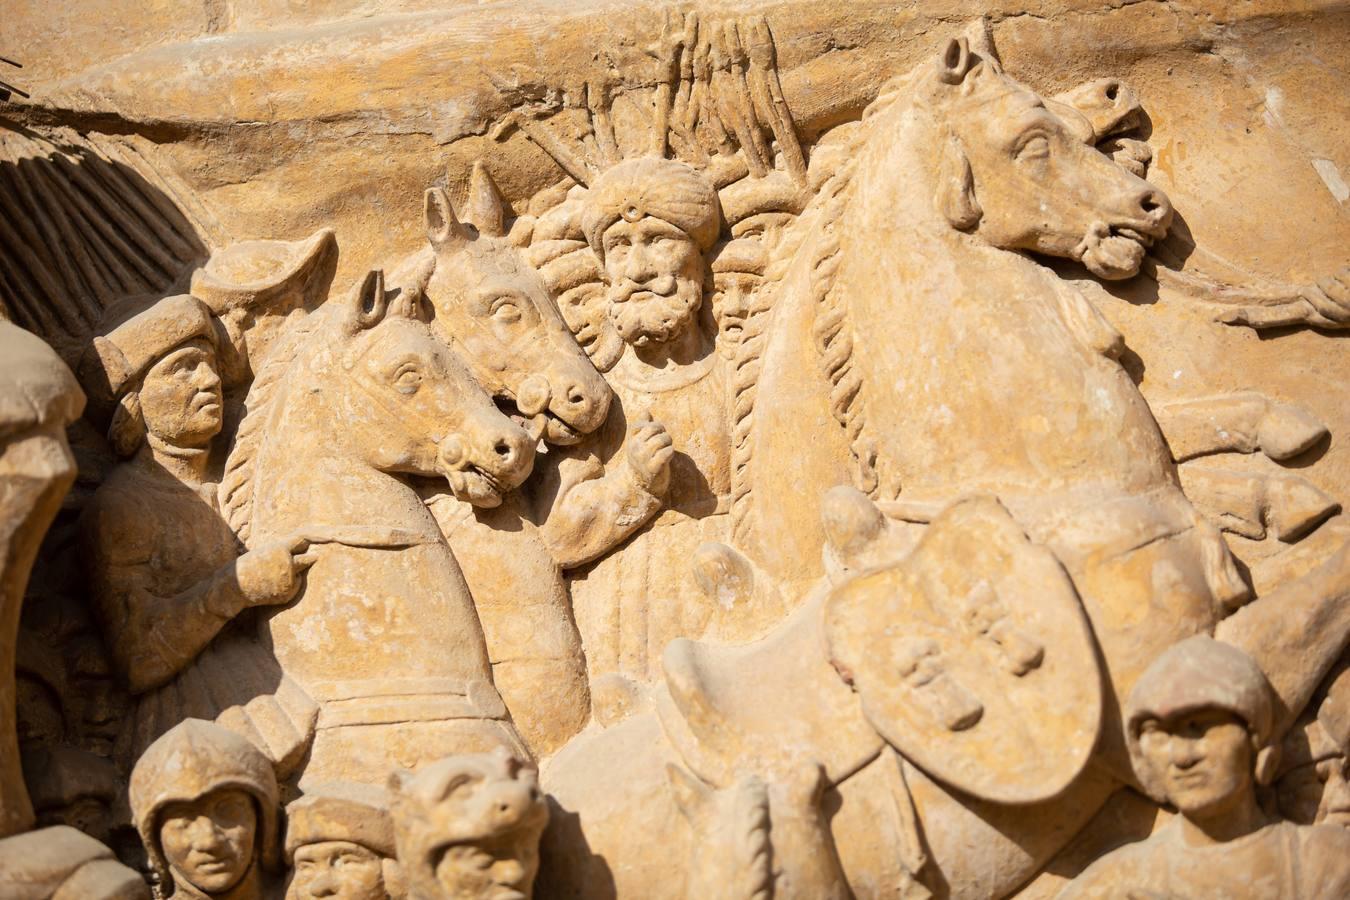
left=561, top=157, right=767, bottom=721
left=582, top=157, right=722, bottom=350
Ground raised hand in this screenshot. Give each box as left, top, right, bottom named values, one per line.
left=626, top=410, right=675, bottom=494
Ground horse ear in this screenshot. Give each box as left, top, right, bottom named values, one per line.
left=935, top=37, right=974, bottom=85
left=960, top=16, right=1002, bottom=72
left=346, top=268, right=388, bottom=331
left=936, top=136, right=982, bottom=232
left=939, top=136, right=982, bottom=230
left=464, top=160, right=507, bottom=237
left=424, top=187, right=466, bottom=250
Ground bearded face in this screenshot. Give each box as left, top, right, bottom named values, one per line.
left=601, top=218, right=705, bottom=347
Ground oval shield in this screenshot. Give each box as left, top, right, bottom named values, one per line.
left=824, top=495, right=1103, bottom=804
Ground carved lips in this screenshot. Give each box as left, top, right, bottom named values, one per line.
left=1074, top=220, right=1158, bottom=280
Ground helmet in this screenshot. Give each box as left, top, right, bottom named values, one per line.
left=129, top=719, right=280, bottom=889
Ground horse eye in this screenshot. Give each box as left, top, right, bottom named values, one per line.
left=492, top=300, right=522, bottom=324
left=394, top=365, right=423, bottom=394
left=1017, top=134, right=1051, bottom=161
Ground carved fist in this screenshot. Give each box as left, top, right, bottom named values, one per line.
left=627, top=411, right=674, bottom=494
left=235, top=536, right=317, bottom=608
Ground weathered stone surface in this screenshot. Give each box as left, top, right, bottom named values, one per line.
left=1, top=2, right=1348, bottom=897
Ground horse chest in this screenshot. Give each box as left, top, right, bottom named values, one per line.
left=265, top=542, right=489, bottom=684
left=866, top=282, right=1171, bottom=495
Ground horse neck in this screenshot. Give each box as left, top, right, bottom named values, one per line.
left=250, top=347, right=437, bottom=543
left=850, top=101, right=1036, bottom=297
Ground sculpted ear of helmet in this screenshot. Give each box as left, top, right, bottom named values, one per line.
left=388, top=749, right=548, bottom=900
left=129, top=720, right=280, bottom=899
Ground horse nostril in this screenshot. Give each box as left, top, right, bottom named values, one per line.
left=1104, top=81, right=1119, bottom=102
left=568, top=388, right=587, bottom=406
left=494, top=439, right=514, bottom=460
left=1138, top=191, right=1170, bottom=221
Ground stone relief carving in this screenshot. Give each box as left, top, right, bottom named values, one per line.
left=285, top=781, right=404, bottom=900
left=1058, top=637, right=1350, bottom=898
left=2, top=3, right=1349, bottom=898
left=130, top=719, right=282, bottom=899
left=388, top=750, right=547, bottom=900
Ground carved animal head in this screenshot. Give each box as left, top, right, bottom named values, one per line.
left=399, top=163, right=612, bottom=446
left=388, top=748, right=548, bottom=900
left=923, top=33, right=1172, bottom=279
left=328, top=269, right=536, bottom=508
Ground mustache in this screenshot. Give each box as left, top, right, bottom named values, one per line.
left=612, top=275, right=678, bottom=302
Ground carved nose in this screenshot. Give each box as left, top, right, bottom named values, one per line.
left=1134, top=187, right=1173, bottom=230
left=484, top=424, right=536, bottom=482
left=555, top=377, right=611, bottom=432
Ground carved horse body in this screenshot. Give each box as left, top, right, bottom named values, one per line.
left=390, top=175, right=671, bottom=757
left=224, top=272, right=538, bottom=787
left=539, top=31, right=1350, bottom=899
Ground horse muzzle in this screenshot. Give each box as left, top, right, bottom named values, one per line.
left=516, top=369, right=612, bottom=446
left=436, top=422, right=536, bottom=507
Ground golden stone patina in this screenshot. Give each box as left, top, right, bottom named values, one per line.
left=1, top=3, right=1349, bottom=898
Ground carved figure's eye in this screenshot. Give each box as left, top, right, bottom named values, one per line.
left=1016, top=133, right=1051, bottom=162
left=394, top=363, right=423, bottom=394
left=491, top=297, right=523, bottom=324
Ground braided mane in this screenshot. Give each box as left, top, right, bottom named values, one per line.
left=219, top=311, right=327, bottom=544
left=730, top=777, right=774, bottom=900
left=729, top=76, right=911, bottom=540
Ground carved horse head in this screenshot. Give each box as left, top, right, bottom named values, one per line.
left=395, top=164, right=612, bottom=446
left=329, top=269, right=537, bottom=507
left=919, top=32, right=1172, bottom=279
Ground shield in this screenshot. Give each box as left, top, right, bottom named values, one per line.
left=824, top=496, right=1102, bottom=804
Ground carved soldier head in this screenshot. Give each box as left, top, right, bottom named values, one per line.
left=79, top=294, right=223, bottom=459
left=1278, top=659, right=1350, bottom=828
left=1126, top=637, right=1279, bottom=819
left=389, top=749, right=548, bottom=900
left=285, top=782, right=405, bottom=900
left=129, top=720, right=280, bottom=899
left=582, top=157, right=721, bottom=348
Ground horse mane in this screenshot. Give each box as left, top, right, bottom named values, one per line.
left=729, top=78, right=914, bottom=540
left=220, top=311, right=329, bottom=544
left=729, top=777, right=773, bottom=900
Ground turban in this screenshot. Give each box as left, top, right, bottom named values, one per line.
left=582, top=157, right=721, bottom=258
